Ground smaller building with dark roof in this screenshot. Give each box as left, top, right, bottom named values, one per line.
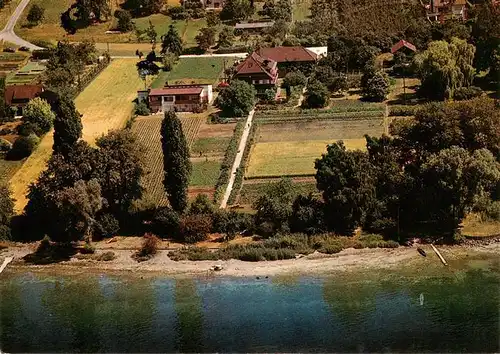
left=4, top=84, right=44, bottom=115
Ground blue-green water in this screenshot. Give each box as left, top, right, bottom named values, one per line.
left=1, top=258, right=499, bottom=353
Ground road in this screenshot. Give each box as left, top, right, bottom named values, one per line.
left=0, top=0, right=42, bottom=50
left=220, top=109, right=255, bottom=209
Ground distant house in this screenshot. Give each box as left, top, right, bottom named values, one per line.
left=201, top=0, right=224, bottom=9
left=425, top=0, right=468, bottom=22
left=143, top=84, right=212, bottom=113
left=235, top=22, right=274, bottom=33
left=255, top=46, right=318, bottom=75
left=4, top=84, right=44, bottom=115
left=391, top=40, right=417, bottom=55
left=233, top=52, right=278, bottom=95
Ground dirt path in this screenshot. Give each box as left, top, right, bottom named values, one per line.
left=0, top=0, right=41, bottom=50
left=220, top=109, right=255, bottom=208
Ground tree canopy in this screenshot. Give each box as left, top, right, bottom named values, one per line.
left=215, top=80, right=256, bottom=117
left=52, top=95, right=83, bottom=156
left=161, top=24, right=183, bottom=55
left=161, top=111, right=192, bottom=213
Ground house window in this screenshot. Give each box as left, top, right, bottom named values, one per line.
left=164, top=96, right=174, bottom=102
left=252, top=80, right=257, bottom=84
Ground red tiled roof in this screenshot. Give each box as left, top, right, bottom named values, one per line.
left=149, top=87, right=202, bottom=96
left=235, top=52, right=277, bottom=79
left=256, top=46, right=318, bottom=63
left=391, top=40, right=417, bottom=54
left=4, top=84, right=43, bottom=105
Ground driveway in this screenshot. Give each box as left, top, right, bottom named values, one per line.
left=0, top=0, right=42, bottom=50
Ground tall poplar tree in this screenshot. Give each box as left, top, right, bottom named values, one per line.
left=161, top=111, right=191, bottom=213
left=52, top=94, right=83, bottom=156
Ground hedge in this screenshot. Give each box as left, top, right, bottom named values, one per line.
left=227, top=123, right=258, bottom=205
left=213, top=120, right=245, bottom=204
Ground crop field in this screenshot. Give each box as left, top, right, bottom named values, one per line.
left=132, top=114, right=203, bottom=206
left=0, top=52, right=28, bottom=75
left=151, top=57, right=231, bottom=88
left=6, top=61, right=46, bottom=85
left=132, top=113, right=237, bottom=206
left=246, top=118, right=384, bottom=178
left=9, top=59, right=143, bottom=212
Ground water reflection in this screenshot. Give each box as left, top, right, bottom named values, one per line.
left=0, top=262, right=498, bottom=353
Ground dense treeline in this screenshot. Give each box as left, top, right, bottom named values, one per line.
left=252, top=98, right=499, bottom=242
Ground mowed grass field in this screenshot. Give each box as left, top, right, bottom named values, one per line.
left=132, top=113, right=236, bottom=206
left=0, top=0, right=22, bottom=29
left=9, top=59, right=143, bottom=212
left=15, top=0, right=204, bottom=45
left=151, top=57, right=231, bottom=88
left=246, top=119, right=384, bottom=178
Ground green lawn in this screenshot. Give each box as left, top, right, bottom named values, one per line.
left=151, top=57, right=230, bottom=87
left=192, top=137, right=232, bottom=155
left=190, top=160, right=222, bottom=187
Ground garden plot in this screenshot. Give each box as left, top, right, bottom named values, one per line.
left=132, top=114, right=237, bottom=206
left=151, top=57, right=233, bottom=88
left=246, top=118, right=384, bottom=178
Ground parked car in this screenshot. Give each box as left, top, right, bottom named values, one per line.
left=19, top=46, right=30, bottom=52
left=3, top=47, right=16, bottom=53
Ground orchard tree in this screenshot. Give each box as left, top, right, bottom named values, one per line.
left=0, top=183, right=14, bottom=240
left=114, top=9, right=134, bottom=32
left=21, top=98, right=56, bottom=136
left=361, top=69, right=389, bottom=102
left=161, top=111, right=191, bottom=213
left=315, top=141, right=375, bottom=235
left=220, top=0, right=254, bottom=22
left=27, top=4, right=45, bottom=25
left=73, top=0, right=111, bottom=24
left=52, top=95, right=83, bottom=155
left=217, top=26, right=235, bottom=48
left=195, top=27, right=216, bottom=51
left=206, top=11, right=221, bottom=27
left=215, top=80, right=256, bottom=117
left=261, top=0, right=292, bottom=21
left=303, top=80, right=329, bottom=108
left=123, top=0, right=164, bottom=16
left=161, top=24, right=183, bottom=55
left=413, top=37, right=475, bottom=100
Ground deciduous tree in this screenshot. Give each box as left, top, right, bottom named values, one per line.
left=215, top=80, right=256, bottom=117
left=217, top=26, right=235, bottom=48
left=114, top=9, right=134, bottom=32
left=27, top=4, right=45, bottom=25
left=196, top=27, right=216, bottom=51
left=21, top=98, right=55, bottom=136
left=303, top=80, right=329, bottom=108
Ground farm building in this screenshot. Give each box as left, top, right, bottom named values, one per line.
left=201, top=0, right=224, bottom=9
left=255, top=46, right=318, bottom=75
left=233, top=52, right=278, bottom=95
left=235, top=22, right=275, bottom=33
left=425, top=0, right=468, bottom=22
left=391, top=40, right=417, bottom=55
left=4, top=84, right=44, bottom=115
left=141, top=84, right=213, bottom=113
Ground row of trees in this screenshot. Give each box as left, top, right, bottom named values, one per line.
left=252, top=98, right=500, bottom=241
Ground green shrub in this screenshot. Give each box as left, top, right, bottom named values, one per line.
left=133, top=233, right=160, bottom=261
left=8, top=134, right=39, bottom=159
left=169, top=247, right=219, bottom=261
left=153, top=207, right=180, bottom=238
left=80, top=242, right=95, bottom=254
left=134, top=101, right=150, bottom=115
left=0, top=138, right=11, bottom=152
left=95, top=251, right=116, bottom=261
left=453, top=86, right=482, bottom=101
left=94, top=213, right=120, bottom=239
left=389, top=105, right=417, bottom=116
left=179, top=214, right=212, bottom=243
left=0, top=225, right=11, bottom=241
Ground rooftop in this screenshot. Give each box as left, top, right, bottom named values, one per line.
left=149, top=87, right=203, bottom=96
left=235, top=52, right=277, bottom=79
left=235, top=22, right=274, bottom=29
left=4, top=84, right=43, bottom=105
left=256, top=46, right=318, bottom=63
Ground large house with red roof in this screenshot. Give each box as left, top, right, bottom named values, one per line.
left=425, top=0, right=469, bottom=22
left=233, top=52, right=279, bottom=95
left=142, top=84, right=213, bottom=113
left=255, top=46, right=318, bottom=75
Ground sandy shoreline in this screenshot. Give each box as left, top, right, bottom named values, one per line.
left=1, top=242, right=499, bottom=277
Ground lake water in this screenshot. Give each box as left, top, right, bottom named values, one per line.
left=1, top=257, right=499, bottom=353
